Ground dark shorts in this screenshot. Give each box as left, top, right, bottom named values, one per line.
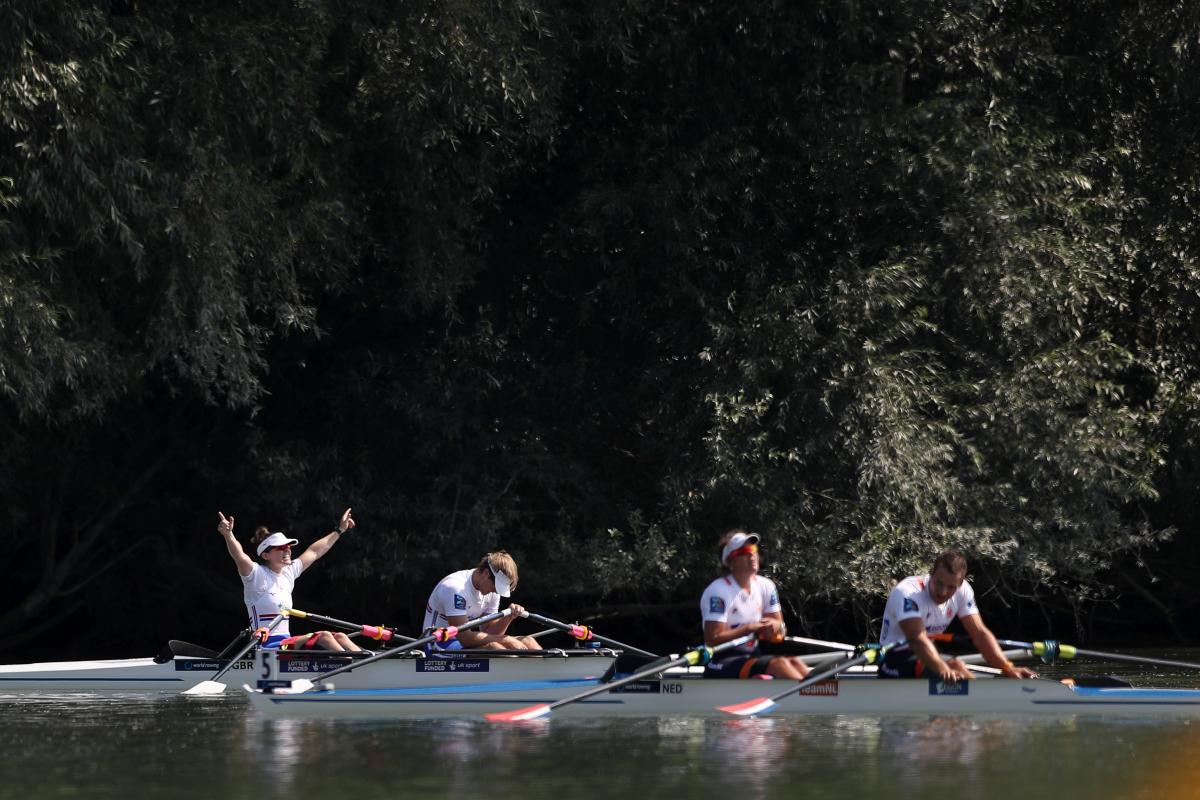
left=877, top=649, right=925, bottom=679
left=703, top=652, right=774, bottom=679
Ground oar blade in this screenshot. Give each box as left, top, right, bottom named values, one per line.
left=485, top=703, right=552, bottom=723
left=717, top=696, right=778, bottom=717
left=183, top=679, right=227, bottom=696
left=285, top=679, right=315, bottom=694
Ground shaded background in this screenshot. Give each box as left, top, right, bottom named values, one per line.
left=3, top=0, right=1199, bottom=659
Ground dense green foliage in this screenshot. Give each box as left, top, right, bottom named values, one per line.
left=3, top=0, right=1199, bottom=654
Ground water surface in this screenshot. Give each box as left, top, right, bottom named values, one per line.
left=3, top=649, right=1198, bottom=800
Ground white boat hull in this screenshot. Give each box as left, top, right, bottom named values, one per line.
left=255, top=648, right=616, bottom=690
left=0, top=656, right=258, bottom=692
left=244, top=673, right=1200, bottom=719
left=0, top=648, right=616, bottom=693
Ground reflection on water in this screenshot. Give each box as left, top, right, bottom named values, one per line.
left=0, top=679, right=1198, bottom=799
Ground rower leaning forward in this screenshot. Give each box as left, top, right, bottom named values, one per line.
left=421, top=551, right=541, bottom=651
left=878, top=549, right=1036, bottom=682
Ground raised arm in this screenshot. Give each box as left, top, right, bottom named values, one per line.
left=298, top=507, right=355, bottom=570
left=217, top=512, right=255, bottom=577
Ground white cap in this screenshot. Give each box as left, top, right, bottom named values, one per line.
left=490, top=563, right=513, bottom=597
left=721, top=532, right=760, bottom=564
left=256, top=532, right=299, bottom=557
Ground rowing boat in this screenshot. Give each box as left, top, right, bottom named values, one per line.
left=243, top=670, right=1200, bottom=719
left=0, top=641, right=257, bottom=692
left=0, top=643, right=618, bottom=693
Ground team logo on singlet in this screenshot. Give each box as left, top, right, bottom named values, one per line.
left=454, top=594, right=467, bottom=610
left=710, top=597, right=725, bottom=613
left=769, top=591, right=778, bottom=606
left=903, top=598, right=919, bottom=613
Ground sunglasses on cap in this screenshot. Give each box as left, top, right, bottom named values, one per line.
left=727, top=543, right=758, bottom=560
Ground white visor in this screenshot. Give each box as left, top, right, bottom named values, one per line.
left=490, top=564, right=513, bottom=597
left=256, top=532, right=299, bottom=557
left=721, top=532, right=760, bottom=564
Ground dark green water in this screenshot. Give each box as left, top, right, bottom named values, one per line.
left=3, top=651, right=1199, bottom=800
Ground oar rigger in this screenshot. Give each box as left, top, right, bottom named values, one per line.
left=265, top=608, right=515, bottom=695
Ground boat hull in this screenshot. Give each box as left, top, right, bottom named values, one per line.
left=0, top=656, right=260, bottom=692
left=244, top=673, right=1200, bottom=719
left=255, top=648, right=616, bottom=690
left=0, top=648, right=615, bottom=693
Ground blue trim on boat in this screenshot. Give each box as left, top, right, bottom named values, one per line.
left=1033, top=700, right=1200, bottom=706
left=1070, top=687, right=1200, bottom=699
left=1028, top=686, right=1200, bottom=706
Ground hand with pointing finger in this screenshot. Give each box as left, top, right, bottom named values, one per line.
left=217, top=511, right=235, bottom=538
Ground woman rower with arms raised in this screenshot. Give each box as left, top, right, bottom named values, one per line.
left=216, top=508, right=363, bottom=651
left=700, top=529, right=810, bottom=679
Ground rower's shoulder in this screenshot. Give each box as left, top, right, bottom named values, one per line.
left=435, top=569, right=473, bottom=589
left=890, top=575, right=925, bottom=595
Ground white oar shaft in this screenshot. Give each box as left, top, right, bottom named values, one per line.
left=208, top=615, right=284, bottom=682
left=784, top=636, right=855, bottom=651
left=183, top=615, right=286, bottom=695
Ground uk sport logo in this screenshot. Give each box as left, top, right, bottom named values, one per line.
left=454, top=594, right=467, bottom=610
left=903, top=598, right=919, bottom=613
left=709, top=597, right=725, bottom=613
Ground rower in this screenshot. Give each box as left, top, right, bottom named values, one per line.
left=699, top=530, right=810, bottom=680
left=421, top=551, right=541, bottom=651
left=216, top=508, right=363, bottom=652
left=877, top=550, right=1037, bottom=681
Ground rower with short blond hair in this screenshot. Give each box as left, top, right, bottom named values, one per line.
left=422, top=550, right=540, bottom=651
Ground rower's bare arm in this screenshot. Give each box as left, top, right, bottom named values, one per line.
left=490, top=603, right=523, bottom=633
left=704, top=619, right=768, bottom=648
left=899, top=618, right=968, bottom=681
left=448, top=614, right=491, bottom=647
left=299, top=508, right=354, bottom=569
left=960, top=614, right=1037, bottom=679
left=217, top=512, right=254, bottom=577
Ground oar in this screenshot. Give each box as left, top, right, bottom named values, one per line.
left=718, top=641, right=903, bottom=717
left=285, top=608, right=416, bottom=644
left=282, top=609, right=514, bottom=693
left=784, top=636, right=855, bottom=651
left=996, top=639, right=1200, bottom=671
left=184, top=614, right=286, bottom=695
left=520, top=611, right=659, bottom=658
left=486, top=633, right=756, bottom=722
left=796, top=634, right=1035, bottom=675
